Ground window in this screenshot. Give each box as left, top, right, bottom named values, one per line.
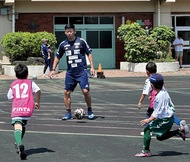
left=85, top=17, right=98, bottom=24
left=54, top=16, right=114, bottom=25
left=176, top=16, right=190, bottom=26
left=86, top=31, right=98, bottom=48
left=55, top=31, right=67, bottom=48
left=54, top=17, right=68, bottom=24
left=86, top=31, right=112, bottom=49
left=54, top=16, right=114, bottom=49
left=100, top=31, right=112, bottom=48
left=70, top=17, right=83, bottom=24
left=100, top=17, right=113, bottom=24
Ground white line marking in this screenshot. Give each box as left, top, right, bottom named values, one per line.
left=0, top=129, right=189, bottom=140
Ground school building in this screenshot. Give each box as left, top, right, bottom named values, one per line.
left=0, top=0, right=190, bottom=69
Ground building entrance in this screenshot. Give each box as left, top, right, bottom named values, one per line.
left=54, top=16, right=115, bottom=70
left=172, top=15, right=190, bottom=66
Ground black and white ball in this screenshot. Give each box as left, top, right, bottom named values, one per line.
left=74, top=108, right=85, bottom=119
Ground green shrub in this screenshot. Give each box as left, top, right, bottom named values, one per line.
left=1, top=31, right=57, bottom=64
left=117, top=22, right=176, bottom=63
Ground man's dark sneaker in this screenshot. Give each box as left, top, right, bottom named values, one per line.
left=62, top=113, right=72, bottom=120
left=18, top=145, right=27, bottom=160
left=87, top=111, right=95, bottom=120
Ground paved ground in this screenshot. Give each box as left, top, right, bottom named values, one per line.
left=0, top=69, right=190, bottom=162
left=1, top=67, right=190, bottom=79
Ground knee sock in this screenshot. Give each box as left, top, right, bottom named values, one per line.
left=88, top=107, right=92, bottom=111
left=66, top=109, right=71, bottom=113
left=14, top=129, right=22, bottom=145
left=143, top=127, right=151, bottom=151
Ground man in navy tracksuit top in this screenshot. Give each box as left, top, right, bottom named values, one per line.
left=49, top=23, right=95, bottom=120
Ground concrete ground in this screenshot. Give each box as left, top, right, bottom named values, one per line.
left=0, top=67, right=190, bottom=79
left=0, top=69, right=190, bottom=162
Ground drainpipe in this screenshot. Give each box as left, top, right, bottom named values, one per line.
left=122, top=16, right=125, bottom=25
left=157, top=0, right=161, bottom=26
left=12, top=3, right=15, bottom=32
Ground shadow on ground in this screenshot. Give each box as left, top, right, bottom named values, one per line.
left=153, top=151, right=189, bottom=157
left=26, top=147, right=55, bottom=156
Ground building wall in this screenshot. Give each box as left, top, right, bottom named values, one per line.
left=0, top=16, right=12, bottom=64
left=15, top=1, right=155, bottom=68
left=1, top=0, right=190, bottom=68
left=15, top=1, right=155, bottom=13
left=171, top=1, right=190, bottom=12
left=15, top=12, right=153, bottom=68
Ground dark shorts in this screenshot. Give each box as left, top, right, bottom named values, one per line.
left=65, top=70, right=89, bottom=91
left=146, top=108, right=154, bottom=117
left=11, top=119, right=28, bottom=126
left=149, top=116, right=174, bottom=137
left=44, top=58, right=52, bottom=69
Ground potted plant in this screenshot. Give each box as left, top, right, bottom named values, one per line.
left=117, top=22, right=178, bottom=72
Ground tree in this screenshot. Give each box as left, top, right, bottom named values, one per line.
left=1, top=31, right=57, bottom=64
left=117, top=22, right=175, bottom=63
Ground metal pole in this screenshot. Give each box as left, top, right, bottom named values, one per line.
left=158, top=0, right=161, bottom=26
left=12, top=3, right=15, bottom=32
left=122, top=16, right=125, bottom=25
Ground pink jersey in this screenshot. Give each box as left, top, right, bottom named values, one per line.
left=10, top=79, right=34, bottom=118
left=149, top=89, right=157, bottom=109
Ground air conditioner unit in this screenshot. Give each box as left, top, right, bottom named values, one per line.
left=0, top=7, right=8, bottom=15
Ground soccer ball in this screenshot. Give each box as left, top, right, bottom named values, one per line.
left=74, top=108, right=85, bottom=119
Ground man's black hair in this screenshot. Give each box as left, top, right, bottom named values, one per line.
left=14, top=64, right=28, bottom=79
left=65, top=23, right=75, bottom=30
left=146, top=62, right=157, bottom=74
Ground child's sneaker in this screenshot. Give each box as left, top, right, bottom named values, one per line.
left=87, top=111, right=95, bottom=119
left=180, top=120, right=190, bottom=134
left=179, top=128, right=186, bottom=141
left=15, top=143, right=19, bottom=154
left=18, top=145, right=27, bottom=160
left=62, top=113, right=72, bottom=120
left=135, top=150, right=151, bottom=157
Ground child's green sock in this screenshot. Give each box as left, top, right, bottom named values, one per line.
left=14, top=129, right=22, bottom=145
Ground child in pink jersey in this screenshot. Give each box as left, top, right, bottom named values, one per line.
left=7, top=64, right=41, bottom=160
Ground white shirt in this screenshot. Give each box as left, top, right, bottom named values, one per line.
left=142, top=78, right=152, bottom=95
left=152, top=89, right=175, bottom=119
left=173, top=38, right=184, bottom=51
